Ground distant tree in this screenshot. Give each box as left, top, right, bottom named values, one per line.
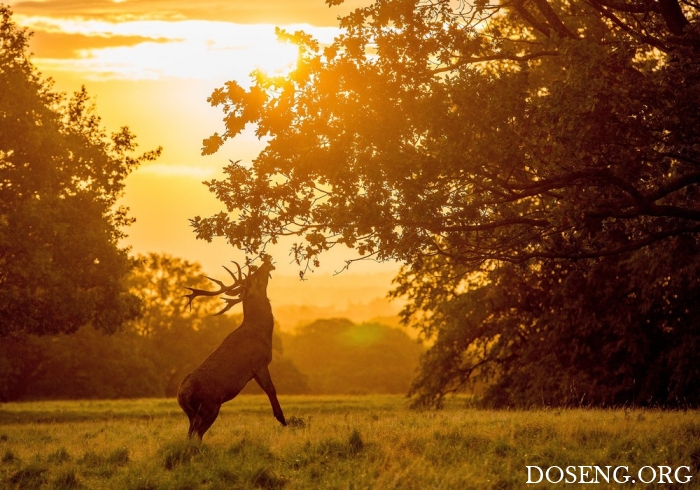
left=126, top=253, right=224, bottom=336
left=283, top=319, right=423, bottom=394
left=0, top=325, right=164, bottom=401
left=0, top=6, right=161, bottom=336
left=126, top=253, right=224, bottom=395
left=0, top=335, right=43, bottom=401
left=192, top=0, right=700, bottom=406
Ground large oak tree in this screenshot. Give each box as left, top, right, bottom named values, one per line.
left=194, top=0, right=699, bottom=405
left=0, top=6, right=161, bottom=336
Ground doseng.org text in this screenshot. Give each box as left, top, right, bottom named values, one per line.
left=526, top=465, right=692, bottom=484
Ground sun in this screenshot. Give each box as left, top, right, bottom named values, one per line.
left=250, top=37, right=299, bottom=77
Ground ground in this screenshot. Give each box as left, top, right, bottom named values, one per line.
left=0, top=395, right=698, bottom=489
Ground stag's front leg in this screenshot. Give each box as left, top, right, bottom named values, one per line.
left=253, top=367, right=287, bottom=426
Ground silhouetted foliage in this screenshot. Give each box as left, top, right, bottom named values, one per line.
left=0, top=6, right=161, bottom=336
left=403, top=238, right=700, bottom=408
left=194, top=0, right=700, bottom=406
left=283, top=319, right=423, bottom=394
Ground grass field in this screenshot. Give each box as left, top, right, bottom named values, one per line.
left=0, top=395, right=698, bottom=489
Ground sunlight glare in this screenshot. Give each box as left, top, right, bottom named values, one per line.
left=253, top=40, right=299, bottom=77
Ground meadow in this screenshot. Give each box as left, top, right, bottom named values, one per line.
left=0, top=395, right=698, bottom=489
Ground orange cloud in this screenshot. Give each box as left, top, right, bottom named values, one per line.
left=28, top=30, right=170, bottom=58
left=10, top=0, right=371, bottom=26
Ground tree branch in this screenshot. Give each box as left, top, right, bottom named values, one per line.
left=510, top=0, right=553, bottom=37
left=595, top=0, right=658, bottom=13
left=424, top=217, right=551, bottom=232
left=656, top=0, right=690, bottom=35
left=530, top=0, right=578, bottom=38
left=431, top=51, right=560, bottom=74
left=587, top=0, right=670, bottom=50
left=646, top=205, right=700, bottom=220
left=521, top=224, right=700, bottom=261
left=645, top=171, right=700, bottom=203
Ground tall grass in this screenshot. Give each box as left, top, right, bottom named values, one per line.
left=0, top=396, right=697, bottom=489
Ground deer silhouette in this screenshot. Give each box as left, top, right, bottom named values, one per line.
left=177, top=256, right=287, bottom=439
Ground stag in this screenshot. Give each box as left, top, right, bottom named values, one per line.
left=177, top=256, right=287, bottom=439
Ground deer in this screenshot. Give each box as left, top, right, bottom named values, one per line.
left=177, top=255, right=287, bottom=440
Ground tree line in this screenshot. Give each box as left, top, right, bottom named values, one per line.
left=0, top=253, right=422, bottom=401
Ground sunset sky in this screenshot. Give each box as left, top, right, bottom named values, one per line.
left=9, top=0, right=401, bottom=313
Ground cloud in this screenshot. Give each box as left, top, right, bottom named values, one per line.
left=17, top=15, right=339, bottom=44
left=17, top=16, right=340, bottom=82
left=10, top=0, right=371, bottom=26
left=28, top=30, right=170, bottom=58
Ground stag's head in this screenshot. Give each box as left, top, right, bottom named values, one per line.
left=245, top=255, right=275, bottom=299
left=183, top=256, right=274, bottom=315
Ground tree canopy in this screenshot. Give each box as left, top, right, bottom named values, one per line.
left=0, top=6, right=161, bottom=336
left=194, top=0, right=699, bottom=272
left=195, top=0, right=699, bottom=406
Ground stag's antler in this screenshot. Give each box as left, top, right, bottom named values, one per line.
left=184, top=261, right=247, bottom=315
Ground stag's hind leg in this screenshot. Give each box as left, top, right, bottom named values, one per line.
left=178, top=378, right=222, bottom=440
left=186, top=402, right=221, bottom=440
